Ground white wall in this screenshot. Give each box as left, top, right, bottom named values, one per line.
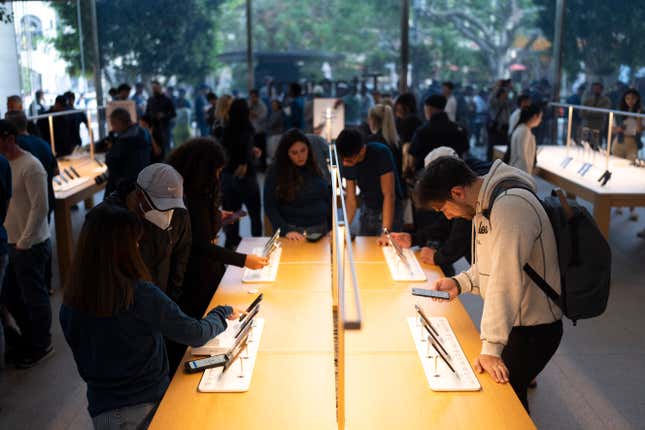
left=0, top=4, right=21, bottom=117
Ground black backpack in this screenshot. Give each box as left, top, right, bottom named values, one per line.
left=486, top=180, right=612, bottom=324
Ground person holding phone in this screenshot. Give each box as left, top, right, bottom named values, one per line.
left=414, top=156, right=562, bottom=413
left=168, top=138, right=268, bottom=320
left=60, top=204, right=244, bottom=430
left=263, top=129, right=331, bottom=241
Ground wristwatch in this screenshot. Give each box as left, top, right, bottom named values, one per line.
left=451, top=277, right=462, bottom=295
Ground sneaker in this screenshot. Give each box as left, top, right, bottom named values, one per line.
left=15, top=345, right=54, bottom=369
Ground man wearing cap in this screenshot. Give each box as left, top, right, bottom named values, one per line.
left=0, top=119, right=52, bottom=368
left=102, top=163, right=191, bottom=302
left=407, top=94, right=469, bottom=175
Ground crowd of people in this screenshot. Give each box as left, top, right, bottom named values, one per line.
left=0, top=74, right=641, bottom=429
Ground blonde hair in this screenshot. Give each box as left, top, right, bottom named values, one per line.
left=368, top=104, right=400, bottom=148
left=215, top=94, right=233, bottom=122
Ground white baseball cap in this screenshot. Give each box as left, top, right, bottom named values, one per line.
left=136, top=163, right=185, bottom=211
left=424, top=146, right=458, bottom=167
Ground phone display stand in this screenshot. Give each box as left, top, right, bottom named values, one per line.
left=407, top=317, right=480, bottom=391
left=52, top=176, right=91, bottom=192
left=382, top=247, right=426, bottom=282
left=242, top=246, right=282, bottom=283
left=198, top=318, right=265, bottom=392
left=191, top=315, right=259, bottom=356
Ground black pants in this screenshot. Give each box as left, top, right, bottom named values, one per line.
left=502, top=320, right=563, bottom=413
left=221, top=173, right=262, bottom=248
left=254, top=132, right=267, bottom=169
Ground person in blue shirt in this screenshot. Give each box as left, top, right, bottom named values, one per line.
left=285, top=83, right=305, bottom=130
left=0, top=152, right=10, bottom=369
left=264, top=129, right=331, bottom=240
left=336, top=128, right=403, bottom=241
left=60, top=203, right=242, bottom=429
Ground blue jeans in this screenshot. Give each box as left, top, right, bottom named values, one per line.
left=358, top=202, right=403, bottom=236
left=0, top=253, right=8, bottom=368
left=92, top=402, right=157, bottom=430
left=4, top=240, right=52, bottom=353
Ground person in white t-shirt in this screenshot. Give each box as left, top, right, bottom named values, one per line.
left=509, top=105, right=542, bottom=175
left=442, top=81, right=457, bottom=122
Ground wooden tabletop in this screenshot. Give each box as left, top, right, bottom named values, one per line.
left=149, top=238, right=336, bottom=430
left=344, top=238, right=536, bottom=429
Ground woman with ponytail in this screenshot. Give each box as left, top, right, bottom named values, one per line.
left=368, top=104, right=403, bottom=178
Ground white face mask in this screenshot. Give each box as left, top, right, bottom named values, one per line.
left=143, top=209, right=174, bottom=230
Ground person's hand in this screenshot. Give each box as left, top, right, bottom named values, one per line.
left=227, top=307, right=245, bottom=320
left=474, top=354, right=509, bottom=384
left=376, top=233, right=389, bottom=246
left=419, top=247, right=436, bottom=265
left=286, top=231, right=306, bottom=241
left=244, top=254, right=269, bottom=270
left=390, top=232, right=412, bottom=248
left=234, top=164, right=248, bottom=177
left=252, top=146, right=262, bottom=159
left=220, top=210, right=234, bottom=223
left=430, top=278, right=459, bottom=301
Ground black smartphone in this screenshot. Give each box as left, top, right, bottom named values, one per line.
left=239, top=294, right=263, bottom=321
left=414, top=304, right=439, bottom=337
left=234, top=306, right=259, bottom=339
left=222, top=210, right=247, bottom=226
left=305, top=232, right=324, bottom=242
left=70, top=166, right=81, bottom=178
left=184, top=354, right=227, bottom=373
left=412, top=287, right=450, bottom=300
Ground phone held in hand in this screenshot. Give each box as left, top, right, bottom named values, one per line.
left=411, top=287, right=450, bottom=300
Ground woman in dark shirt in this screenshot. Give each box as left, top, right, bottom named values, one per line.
left=168, top=137, right=268, bottom=319
left=60, top=204, right=241, bottom=430
left=220, top=99, right=262, bottom=248
left=264, top=129, right=331, bottom=240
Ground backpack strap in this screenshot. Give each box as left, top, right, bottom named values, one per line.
left=483, top=179, right=563, bottom=309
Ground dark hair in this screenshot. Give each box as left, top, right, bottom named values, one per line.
left=5, top=110, right=28, bottom=132
left=495, top=87, right=507, bottom=99
left=517, top=105, right=542, bottom=129
left=168, top=137, right=227, bottom=233
left=414, top=156, right=477, bottom=209
left=620, top=89, right=641, bottom=113
left=151, top=80, right=161, bottom=86
left=108, top=88, right=118, bottom=96
left=424, top=94, right=447, bottom=110
left=516, top=94, right=531, bottom=107
left=55, top=95, right=67, bottom=106
left=394, top=93, right=418, bottom=115
left=442, top=81, right=454, bottom=91
left=63, top=91, right=75, bottom=102
left=249, top=89, right=259, bottom=97
left=7, top=95, right=22, bottom=105
left=272, top=129, right=322, bottom=202
left=226, top=98, right=252, bottom=131
left=206, top=92, right=217, bottom=101
left=109, top=107, right=132, bottom=125
left=35, top=90, right=44, bottom=98
left=289, top=83, right=302, bottom=97
left=118, top=83, right=131, bottom=93
left=336, top=128, right=365, bottom=158
left=591, top=82, right=603, bottom=88
left=64, top=204, right=150, bottom=316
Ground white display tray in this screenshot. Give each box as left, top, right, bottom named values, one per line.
left=407, top=316, right=480, bottom=391
left=198, top=318, right=264, bottom=393
left=382, top=246, right=427, bottom=282
left=52, top=176, right=91, bottom=192
left=242, top=246, right=282, bottom=283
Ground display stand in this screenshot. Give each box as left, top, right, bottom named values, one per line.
left=407, top=317, right=480, bottom=391
left=382, top=247, right=426, bottom=281
left=242, top=246, right=282, bottom=283
left=197, top=318, right=265, bottom=392
left=191, top=314, right=262, bottom=356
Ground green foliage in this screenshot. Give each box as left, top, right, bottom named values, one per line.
left=51, top=0, right=221, bottom=84
left=0, top=1, right=13, bottom=24
left=535, top=0, right=645, bottom=79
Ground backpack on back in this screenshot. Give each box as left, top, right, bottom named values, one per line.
left=486, top=180, right=612, bottom=324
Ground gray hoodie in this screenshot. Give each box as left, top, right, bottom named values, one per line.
left=453, top=160, right=562, bottom=357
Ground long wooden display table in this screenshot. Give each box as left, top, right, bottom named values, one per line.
left=344, top=237, right=536, bottom=429
left=493, top=145, right=645, bottom=238
left=148, top=238, right=337, bottom=430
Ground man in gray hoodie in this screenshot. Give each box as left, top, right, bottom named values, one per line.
left=415, top=157, right=563, bottom=412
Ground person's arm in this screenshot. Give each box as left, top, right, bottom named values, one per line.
left=479, top=194, right=539, bottom=357
left=140, top=282, right=233, bottom=347
left=345, top=179, right=357, bottom=226
left=524, top=133, right=536, bottom=175
left=167, top=209, right=192, bottom=302
left=18, top=167, right=48, bottom=250
left=263, top=171, right=291, bottom=233
left=380, top=171, right=396, bottom=231
left=0, top=161, right=11, bottom=225
left=433, top=218, right=471, bottom=267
